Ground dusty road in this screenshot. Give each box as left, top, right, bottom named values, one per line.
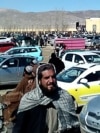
left=42, top=44, right=54, bottom=63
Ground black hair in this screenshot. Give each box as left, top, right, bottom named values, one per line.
left=38, top=63, right=55, bottom=80
left=51, top=52, right=56, bottom=58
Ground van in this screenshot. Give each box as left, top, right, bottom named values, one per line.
left=0, top=42, right=16, bottom=52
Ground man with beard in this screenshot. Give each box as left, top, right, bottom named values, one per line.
left=12, top=63, right=80, bottom=133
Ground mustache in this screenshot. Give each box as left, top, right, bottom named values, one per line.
left=48, top=82, right=57, bottom=86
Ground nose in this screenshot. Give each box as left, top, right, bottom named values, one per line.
left=49, top=76, right=54, bottom=82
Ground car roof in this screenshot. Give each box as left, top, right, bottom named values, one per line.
left=65, top=51, right=100, bottom=55
left=9, top=46, right=40, bottom=50
left=0, top=54, right=35, bottom=59
left=74, top=63, right=100, bottom=69
left=89, top=50, right=100, bottom=53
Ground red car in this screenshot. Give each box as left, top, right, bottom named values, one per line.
left=0, top=42, right=16, bottom=52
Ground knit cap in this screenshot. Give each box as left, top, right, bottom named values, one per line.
left=32, top=58, right=39, bottom=64
left=25, top=65, right=33, bottom=73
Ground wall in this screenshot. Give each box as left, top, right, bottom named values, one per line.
left=86, top=18, right=100, bottom=33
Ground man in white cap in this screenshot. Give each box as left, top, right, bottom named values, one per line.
left=30, top=58, right=39, bottom=76
left=26, top=58, right=40, bottom=90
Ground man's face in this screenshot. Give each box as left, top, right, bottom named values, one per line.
left=39, top=69, right=57, bottom=93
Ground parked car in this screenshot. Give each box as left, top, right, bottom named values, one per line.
left=85, top=35, right=100, bottom=48
left=57, top=63, right=100, bottom=109
left=59, top=49, right=85, bottom=59
left=0, top=54, right=36, bottom=85
left=79, top=95, right=100, bottom=133
left=61, top=51, right=100, bottom=69
left=0, top=42, right=16, bottom=52
left=0, top=36, right=13, bottom=43
left=1, top=46, right=43, bottom=62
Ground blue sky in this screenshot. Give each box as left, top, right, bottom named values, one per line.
left=0, top=0, right=100, bottom=12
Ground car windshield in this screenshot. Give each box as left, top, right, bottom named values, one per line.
left=57, top=67, right=86, bottom=83
left=84, top=55, right=100, bottom=63
left=0, top=57, right=6, bottom=63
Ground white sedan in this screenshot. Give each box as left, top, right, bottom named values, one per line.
left=61, top=51, right=100, bottom=69
left=0, top=37, right=12, bottom=43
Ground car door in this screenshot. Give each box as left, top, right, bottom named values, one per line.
left=0, top=58, right=19, bottom=85
left=18, top=57, right=34, bottom=82
left=75, top=71, right=100, bottom=106
left=74, top=54, right=85, bottom=64
left=62, top=53, right=74, bottom=69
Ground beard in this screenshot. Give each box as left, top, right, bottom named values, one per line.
left=40, top=83, right=57, bottom=96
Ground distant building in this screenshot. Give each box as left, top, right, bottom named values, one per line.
left=86, top=18, right=100, bottom=33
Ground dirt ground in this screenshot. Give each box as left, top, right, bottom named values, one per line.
left=41, top=44, right=54, bottom=63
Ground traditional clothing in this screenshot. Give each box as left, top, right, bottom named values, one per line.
left=13, top=64, right=79, bottom=133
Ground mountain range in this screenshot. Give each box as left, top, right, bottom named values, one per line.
left=0, top=9, right=100, bottom=29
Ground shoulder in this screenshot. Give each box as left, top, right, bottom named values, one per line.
left=58, top=87, right=71, bottom=97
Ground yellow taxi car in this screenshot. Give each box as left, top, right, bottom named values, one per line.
left=57, top=63, right=100, bottom=109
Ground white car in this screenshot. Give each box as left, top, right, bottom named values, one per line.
left=57, top=63, right=100, bottom=108
left=61, top=51, right=100, bottom=69
left=0, top=37, right=12, bottom=43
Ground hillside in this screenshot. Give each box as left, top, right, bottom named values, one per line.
left=0, top=9, right=100, bottom=29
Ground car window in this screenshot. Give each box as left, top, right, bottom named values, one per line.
left=84, top=55, right=100, bottom=63
left=8, top=49, right=19, bottom=54
left=0, top=57, right=6, bottom=63
left=19, top=49, right=26, bottom=53
left=7, top=50, right=14, bottom=54
left=85, top=71, right=100, bottom=82
left=74, top=55, right=84, bottom=63
left=65, top=54, right=73, bottom=61
left=3, top=58, right=18, bottom=67
left=29, top=48, right=38, bottom=52
left=57, top=67, right=86, bottom=83
left=24, top=49, right=28, bottom=53
left=25, top=58, right=34, bottom=65
left=86, top=36, right=93, bottom=40
left=94, top=52, right=100, bottom=55
left=0, top=37, right=6, bottom=39
left=19, top=57, right=34, bottom=67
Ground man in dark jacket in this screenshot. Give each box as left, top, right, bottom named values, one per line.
left=48, top=52, right=65, bottom=74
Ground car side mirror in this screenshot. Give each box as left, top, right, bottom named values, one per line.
left=80, top=78, right=88, bottom=84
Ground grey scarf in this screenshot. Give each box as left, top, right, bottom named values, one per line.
left=18, top=86, right=79, bottom=132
